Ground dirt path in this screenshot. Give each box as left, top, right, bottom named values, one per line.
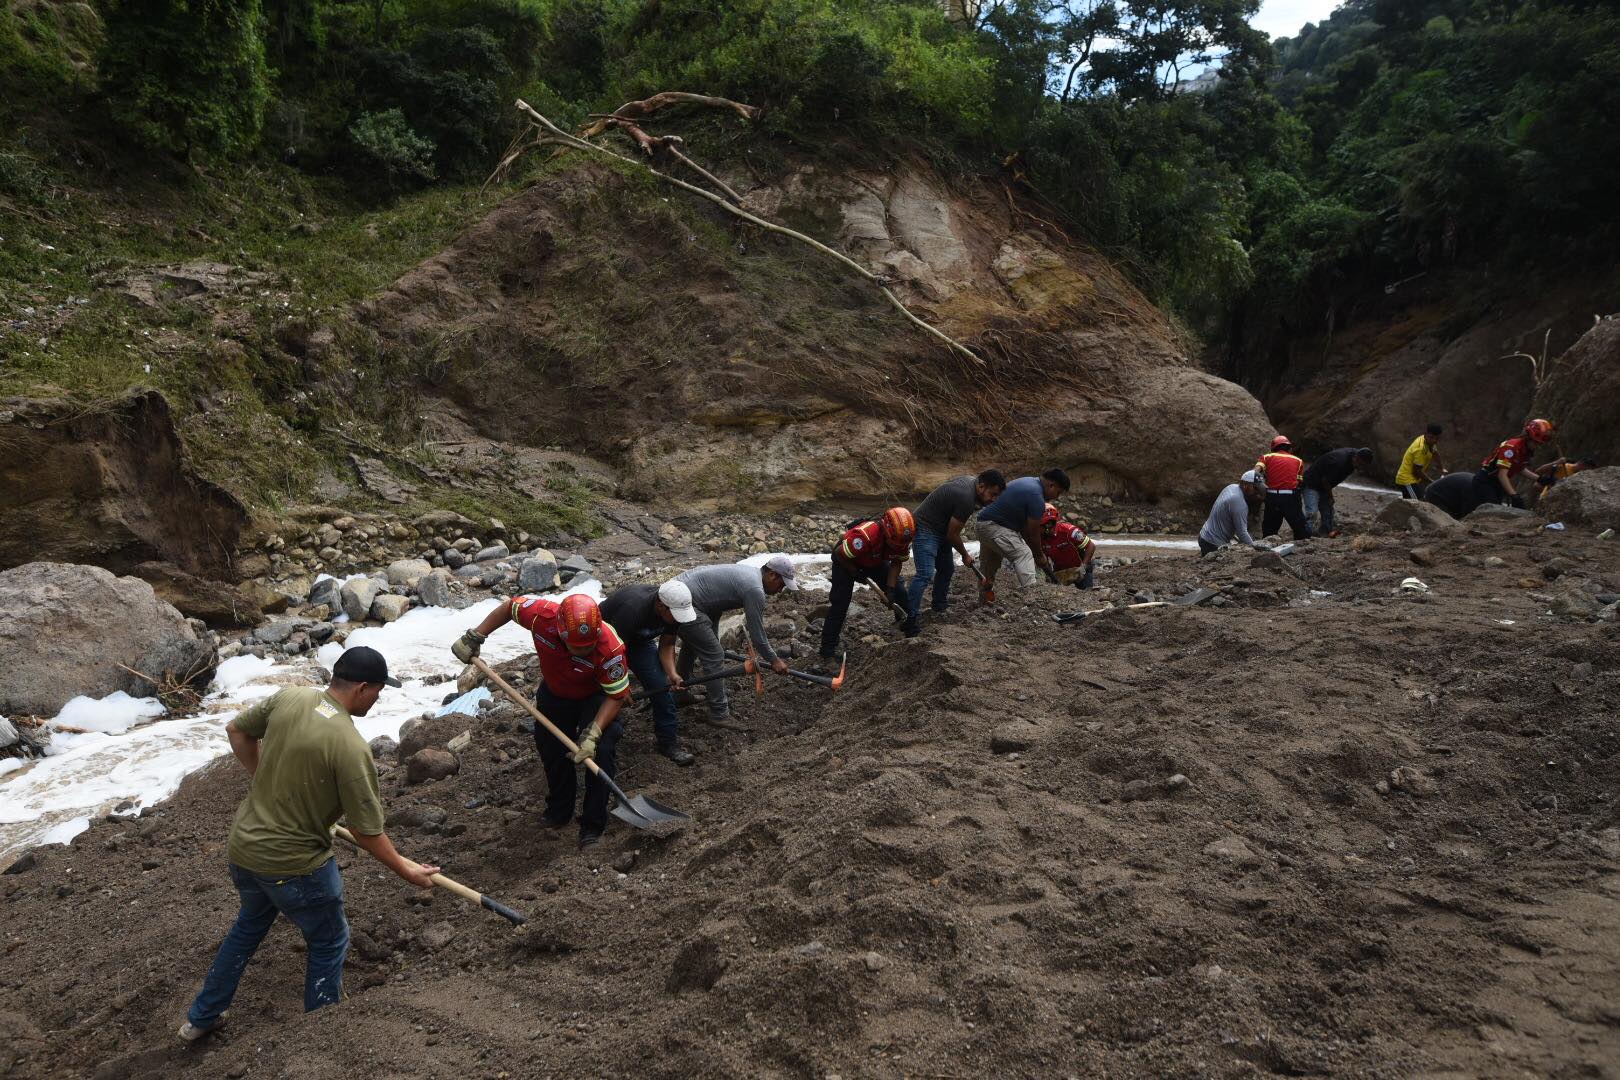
left=2, top=511, right=1616, bottom=1079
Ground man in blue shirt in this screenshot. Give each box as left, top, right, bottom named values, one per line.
left=975, top=468, right=1070, bottom=600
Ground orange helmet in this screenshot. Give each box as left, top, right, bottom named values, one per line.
left=1524, top=418, right=1554, bottom=444
left=1042, top=502, right=1060, bottom=531
left=880, top=506, right=915, bottom=545
left=558, top=594, right=602, bottom=646
left=1270, top=435, right=1293, bottom=451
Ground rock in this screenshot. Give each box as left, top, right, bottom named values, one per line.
left=129, top=561, right=260, bottom=627
left=349, top=455, right=415, bottom=504
left=125, top=635, right=218, bottom=699
left=612, top=851, right=636, bottom=873
left=1540, top=467, right=1620, bottom=530
left=1120, top=779, right=1155, bottom=802
left=386, top=559, right=432, bottom=588
left=794, top=941, right=829, bottom=958
left=1484, top=556, right=1507, bottom=568
left=255, top=617, right=304, bottom=645
left=518, top=552, right=559, bottom=593
left=1165, top=773, right=1190, bottom=791
left=442, top=548, right=469, bottom=570
left=1375, top=498, right=1462, bottom=534
left=1471, top=503, right=1532, bottom=519
left=1549, top=592, right=1599, bottom=619
left=445, top=730, right=472, bottom=754
left=1541, top=557, right=1576, bottom=580
left=1599, top=602, right=1619, bottom=623
left=990, top=721, right=1039, bottom=754
left=369, top=735, right=398, bottom=760
left=1202, top=835, right=1262, bottom=867
left=4, top=851, right=39, bottom=874
left=340, top=577, right=386, bottom=622
left=474, top=543, right=509, bottom=563
left=1408, top=547, right=1435, bottom=567
left=765, top=616, right=797, bottom=639
left=371, top=594, right=411, bottom=623
left=398, top=715, right=470, bottom=760
left=1249, top=550, right=1289, bottom=574
left=309, top=577, right=342, bottom=611
left=405, top=748, right=459, bottom=784
left=1389, top=766, right=1439, bottom=797
left=558, top=554, right=594, bottom=583
left=417, top=569, right=453, bottom=608
left=863, top=951, right=888, bottom=972
left=0, top=562, right=206, bottom=716
left=419, top=921, right=457, bottom=951
left=451, top=538, right=478, bottom=553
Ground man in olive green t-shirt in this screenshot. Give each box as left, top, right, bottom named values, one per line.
left=180, top=646, right=437, bottom=1041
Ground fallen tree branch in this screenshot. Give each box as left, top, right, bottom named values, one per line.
left=511, top=99, right=983, bottom=366
left=578, top=92, right=763, bottom=139
left=598, top=118, right=743, bottom=204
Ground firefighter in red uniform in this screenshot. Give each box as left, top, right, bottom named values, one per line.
left=1472, top=418, right=1554, bottom=510
left=452, top=593, right=631, bottom=849
left=819, top=507, right=915, bottom=660
left=1039, top=503, right=1096, bottom=589
left=1255, top=435, right=1311, bottom=540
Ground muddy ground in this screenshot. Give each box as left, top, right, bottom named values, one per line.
left=2, top=492, right=1617, bottom=1079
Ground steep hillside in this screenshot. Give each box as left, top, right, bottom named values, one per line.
left=364, top=154, right=1272, bottom=511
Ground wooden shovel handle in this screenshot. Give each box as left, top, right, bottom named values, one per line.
left=471, top=657, right=607, bottom=780
left=332, top=825, right=525, bottom=924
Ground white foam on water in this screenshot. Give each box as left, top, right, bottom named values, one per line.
left=51, top=691, right=167, bottom=738
left=1343, top=481, right=1400, bottom=497
left=38, top=816, right=89, bottom=845
left=0, top=578, right=604, bottom=864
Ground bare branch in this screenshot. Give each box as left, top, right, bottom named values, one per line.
left=578, top=92, right=763, bottom=139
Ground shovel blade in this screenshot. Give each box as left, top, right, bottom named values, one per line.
left=609, top=801, right=658, bottom=830
left=622, top=794, right=690, bottom=825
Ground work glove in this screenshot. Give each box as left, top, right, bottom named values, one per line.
left=571, top=725, right=600, bottom=765
left=451, top=628, right=486, bottom=663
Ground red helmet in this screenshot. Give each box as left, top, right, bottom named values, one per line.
left=1523, top=418, right=1554, bottom=444
left=880, top=506, right=915, bottom=545
left=558, top=594, right=602, bottom=645
left=1270, top=435, right=1293, bottom=451
left=1042, top=502, right=1060, bottom=531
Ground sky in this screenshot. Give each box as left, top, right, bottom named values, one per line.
left=1252, top=0, right=1344, bottom=40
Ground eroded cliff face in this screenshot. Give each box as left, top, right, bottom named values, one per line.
left=363, top=158, right=1273, bottom=510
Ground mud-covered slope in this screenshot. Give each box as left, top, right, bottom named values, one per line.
left=5, top=502, right=1617, bottom=1079
left=361, top=158, right=1272, bottom=510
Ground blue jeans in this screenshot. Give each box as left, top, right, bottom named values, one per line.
left=907, top=529, right=955, bottom=615
left=624, top=637, right=678, bottom=746
left=1303, top=486, right=1335, bottom=533
left=188, top=858, right=349, bottom=1026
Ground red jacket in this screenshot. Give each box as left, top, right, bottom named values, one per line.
left=837, top=520, right=909, bottom=571
left=1041, top=522, right=1095, bottom=570
left=1255, top=452, right=1305, bottom=493
left=510, top=596, right=630, bottom=701
left=1481, top=435, right=1534, bottom=477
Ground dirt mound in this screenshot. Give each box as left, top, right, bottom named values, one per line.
left=1535, top=316, right=1620, bottom=466
left=0, top=390, right=247, bottom=578
left=362, top=158, right=1270, bottom=510
left=4, top=491, right=1616, bottom=1078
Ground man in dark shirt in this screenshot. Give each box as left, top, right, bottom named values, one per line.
left=906, top=469, right=1005, bottom=631
left=598, top=580, right=697, bottom=766
left=1302, top=447, right=1372, bottom=537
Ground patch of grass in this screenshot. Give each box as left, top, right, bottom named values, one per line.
left=406, top=465, right=604, bottom=541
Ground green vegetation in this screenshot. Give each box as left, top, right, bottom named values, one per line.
left=2, top=0, right=1616, bottom=523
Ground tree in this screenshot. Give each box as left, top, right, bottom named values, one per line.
left=1080, top=0, right=1265, bottom=101
left=99, top=0, right=270, bottom=158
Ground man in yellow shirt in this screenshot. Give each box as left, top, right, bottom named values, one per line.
left=1396, top=424, right=1448, bottom=499
left=179, top=646, right=437, bottom=1042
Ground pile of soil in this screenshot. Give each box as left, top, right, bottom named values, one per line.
left=3, top=492, right=1616, bottom=1078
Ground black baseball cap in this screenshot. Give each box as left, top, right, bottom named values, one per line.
left=331, top=645, right=402, bottom=687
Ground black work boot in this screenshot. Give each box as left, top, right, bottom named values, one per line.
left=657, top=741, right=696, bottom=767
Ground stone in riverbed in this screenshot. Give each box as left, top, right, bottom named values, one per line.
left=417, top=569, right=453, bottom=608
left=406, top=748, right=459, bottom=784
left=371, top=594, right=411, bottom=623
left=340, top=577, right=386, bottom=621
left=386, top=559, right=432, bottom=588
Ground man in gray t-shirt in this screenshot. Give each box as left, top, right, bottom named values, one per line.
left=673, top=558, right=796, bottom=720
left=1198, top=470, right=1265, bottom=555
left=907, top=469, right=1004, bottom=627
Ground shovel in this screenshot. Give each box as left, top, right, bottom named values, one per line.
left=856, top=573, right=911, bottom=623
left=724, top=649, right=847, bottom=690
left=629, top=663, right=747, bottom=701
left=332, top=825, right=526, bottom=926
left=471, top=658, right=689, bottom=831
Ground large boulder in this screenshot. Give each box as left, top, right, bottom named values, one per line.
left=417, top=569, right=454, bottom=608
left=1375, top=497, right=1463, bottom=534
left=1535, top=319, right=1620, bottom=468
left=0, top=562, right=210, bottom=715
left=517, top=552, right=558, bottom=593
left=405, top=748, right=459, bottom=784
left=1539, top=466, right=1620, bottom=530
left=363, top=163, right=1270, bottom=512
left=130, top=560, right=262, bottom=627
left=0, top=391, right=246, bottom=577
left=386, top=559, right=432, bottom=588
left=397, top=714, right=470, bottom=760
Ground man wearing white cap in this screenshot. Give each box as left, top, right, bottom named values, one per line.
left=599, top=580, right=701, bottom=766
left=673, top=557, right=797, bottom=723
left=1198, top=470, right=1266, bottom=555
